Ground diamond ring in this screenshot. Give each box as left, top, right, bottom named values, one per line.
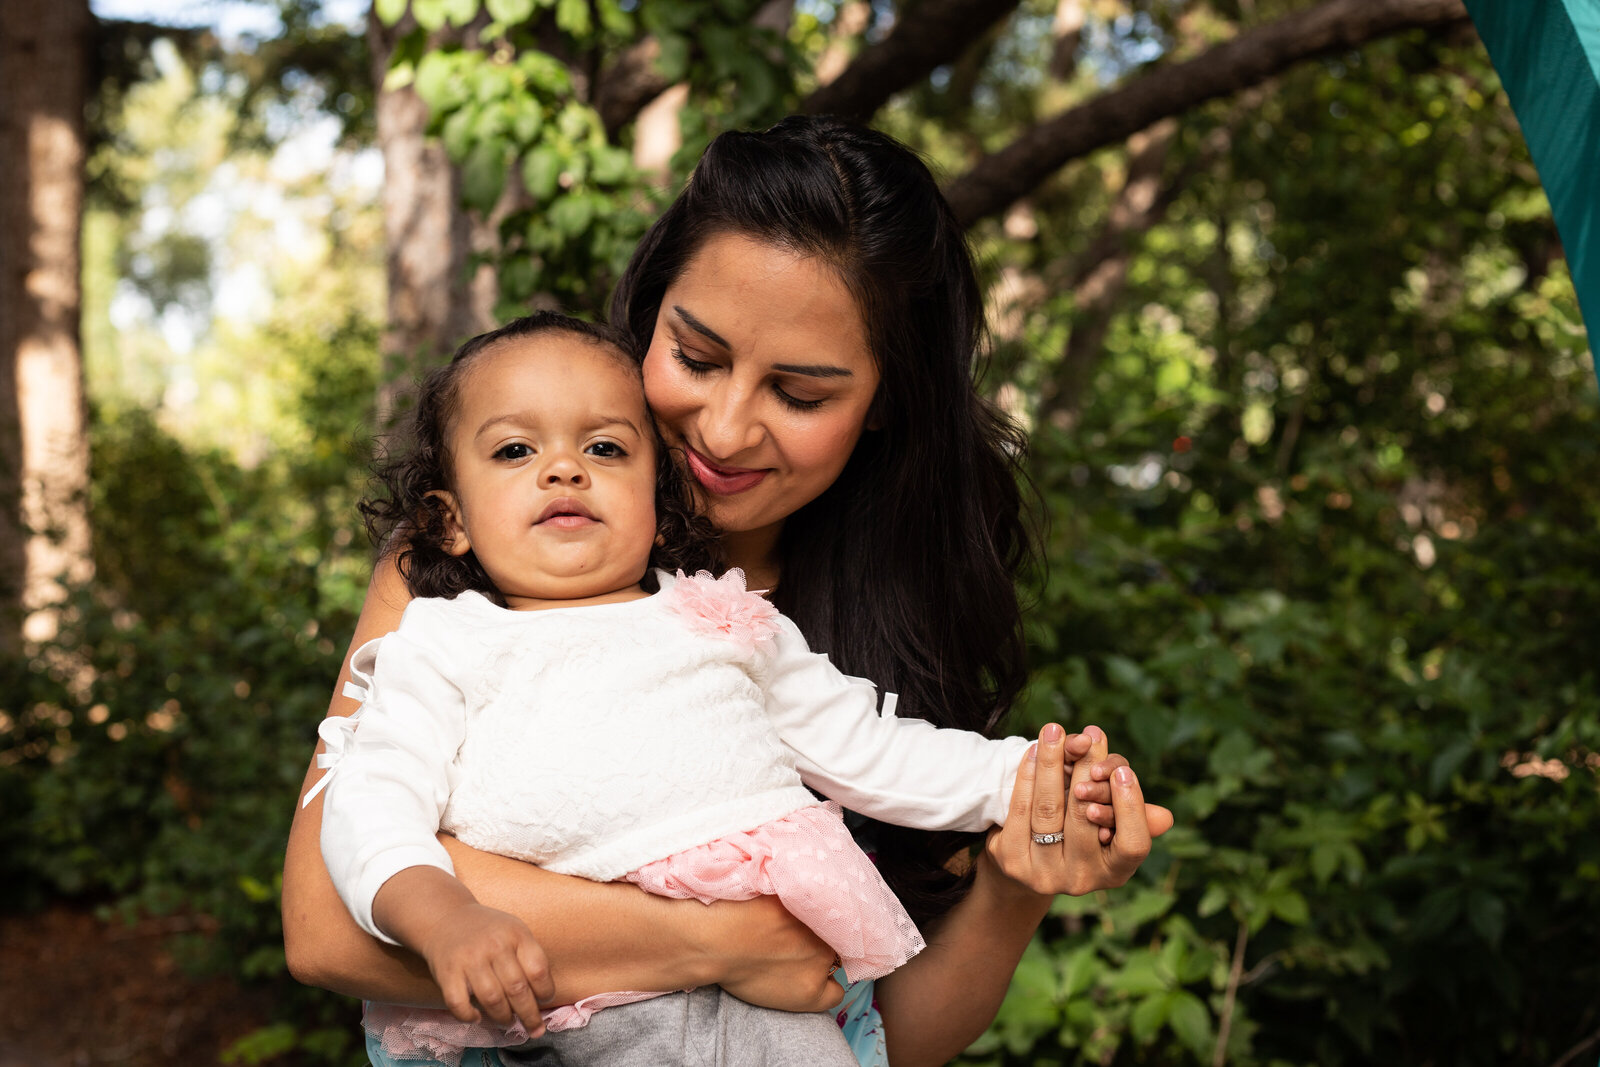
left=1031, top=831, right=1065, bottom=845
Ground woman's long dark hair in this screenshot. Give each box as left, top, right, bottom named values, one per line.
left=362, top=312, right=718, bottom=603
left=611, top=117, right=1039, bottom=926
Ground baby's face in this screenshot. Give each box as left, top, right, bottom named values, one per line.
left=439, top=334, right=658, bottom=609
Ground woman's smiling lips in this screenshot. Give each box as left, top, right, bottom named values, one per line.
left=684, top=447, right=769, bottom=495
left=535, top=497, right=598, bottom=529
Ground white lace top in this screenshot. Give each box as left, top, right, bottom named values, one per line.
left=315, top=571, right=1031, bottom=944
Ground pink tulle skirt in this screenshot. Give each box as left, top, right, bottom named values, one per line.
left=364, top=802, right=924, bottom=1065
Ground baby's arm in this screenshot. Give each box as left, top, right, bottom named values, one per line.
left=317, top=618, right=550, bottom=1032
left=371, top=865, right=551, bottom=1033
left=761, top=616, right=1152, bottom=832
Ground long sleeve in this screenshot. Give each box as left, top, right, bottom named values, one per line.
left=759, top=616, right=1031, bottom=832
left=319, top=613, right=470, bottom=944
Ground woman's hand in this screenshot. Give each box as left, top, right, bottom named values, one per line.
left=985, top=723, right=1172, bottom=896
left=703, top=895, right=844, bottom=1013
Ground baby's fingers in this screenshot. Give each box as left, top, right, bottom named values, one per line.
left=440, top=970, right=481, bottom=1025
left=490, top=947, right=548, bottom=1035
left=468, top=960, right=517, bottom=1026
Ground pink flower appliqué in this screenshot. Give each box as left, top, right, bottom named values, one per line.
left=666, top=569, right=781, bottom=655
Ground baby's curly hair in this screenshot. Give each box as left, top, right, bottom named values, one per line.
left=360, top=312, right=720, bottom=604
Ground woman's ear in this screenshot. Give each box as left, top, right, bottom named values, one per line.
left=427, top=490, right=473, bottom=557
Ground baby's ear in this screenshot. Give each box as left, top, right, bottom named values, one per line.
left=427, top=490, right=472, bottom=557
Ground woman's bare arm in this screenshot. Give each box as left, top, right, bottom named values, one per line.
left=281, top=557, right=842, bottom=1010
left=876, top=725, right=1167, bottom=1066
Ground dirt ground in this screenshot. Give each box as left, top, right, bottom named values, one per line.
left=0, top=906, right=275, bottom=1066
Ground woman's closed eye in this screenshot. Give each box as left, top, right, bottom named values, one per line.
left=673, top=345, right=828, bottom=413
left=670, top=345, right=716, bottom=376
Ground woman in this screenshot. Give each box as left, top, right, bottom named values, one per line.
left=283, top=116, right=1167, bottom=1066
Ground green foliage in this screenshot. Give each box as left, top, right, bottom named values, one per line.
left=0, top=319, right=377, bottom=1061
left=958, top=33, right=1600, bottom=1067
left=377, top=0, right=796, bottom=316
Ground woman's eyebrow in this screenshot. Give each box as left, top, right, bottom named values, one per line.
left=672, top=305, right=730, bottom=348
left=771, top=363, right=853, bottom=378
left=672, top=304, right=852, bottom=378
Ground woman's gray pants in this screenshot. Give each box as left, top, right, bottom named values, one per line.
left=498, top=988, right=858, bottom=1067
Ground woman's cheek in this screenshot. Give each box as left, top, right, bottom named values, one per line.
left=641, top=352, right=692, bottom=440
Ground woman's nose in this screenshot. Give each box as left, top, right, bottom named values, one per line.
left=697, top=382, right=764, bottom=459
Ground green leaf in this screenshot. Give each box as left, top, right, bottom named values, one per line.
left=522, top=145, right=563, bottom=201
left=1129, top=992, right=1171, bottom=1043
left=548, top=192, right=596, bottom=238
left=461, top=140, right=510, bottom=214
left=656, top=33, right=691, bottom=82
left=414, top=52, right=467, bottom=113
left=1311, top=841, right=1341, bottom=885
left=443, top=0, right=480, bottom=26
left=411, top=0, right=449, bottom=31
left=1104, top=952, right=1170, bottom=996
left=441, top=107, right=477, bottom=162
left=555, top=0, right=592, bottom=36
left=1197, top=881, right=1230, bottom=918
left=590, top=145, right=631, bottom=187
left=1428, top=738, right=1472, bottom=793
left=375, top=0, right=410, bottom=26
left=1271, top=888, right=1310, bottom=926
left=1167, top=991, right=1214, bottom=1058
left=485, top=0, right=535, bottom=22
left=518, top=51, right=573, bottom=95
left=221, top=1023, right=297, bottom=1065
left=1061, top=945, right=1100, bottom=1000
left=1467, top=891, right=1506, bottom=947
left=510, top=102, right=544, bottom=146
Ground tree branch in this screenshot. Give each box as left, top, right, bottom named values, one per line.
left=943, top=0, right=1469, bottom=228
left=801, top=0, right=1021, bottom=121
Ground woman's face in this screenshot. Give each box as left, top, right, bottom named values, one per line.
left=641, top=232, right=880, bottom=558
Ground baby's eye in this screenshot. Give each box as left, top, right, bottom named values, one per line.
left=585, top=440, right=627, bottom=459
left=493, top=442, right=533, bottom=461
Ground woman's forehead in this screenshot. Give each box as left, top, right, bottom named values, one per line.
left=665, top=233, right=871, bottom=364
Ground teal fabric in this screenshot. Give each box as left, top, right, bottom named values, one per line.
left=1465, top=0, right=1600, bottom=356
left=1558, top=0, right=1600, bottom=82
left=366, top=1030, right=506, bottom=1067
left=832, top=974, right=888, bottom=1067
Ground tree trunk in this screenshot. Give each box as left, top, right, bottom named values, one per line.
left=368, top=9, right=496, bottom=418
left=0, top=0, right=94, bottom=653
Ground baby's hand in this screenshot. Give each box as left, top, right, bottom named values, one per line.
left=418, top=903, right=553, bottom=1034
left=1067, top=726, right=1174, bottom=843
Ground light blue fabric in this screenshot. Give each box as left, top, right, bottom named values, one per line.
left=832, top=974, right=888, bottom=1067
left=366, top=1029, right=506, bottom=1067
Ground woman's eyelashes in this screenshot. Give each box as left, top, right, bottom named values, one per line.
left=670, top=344, right=715, bottom=376
left=669, top=344, right=829, bottom=413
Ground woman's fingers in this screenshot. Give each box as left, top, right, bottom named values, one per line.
left=1028, top=724, right=1069, bottom=838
